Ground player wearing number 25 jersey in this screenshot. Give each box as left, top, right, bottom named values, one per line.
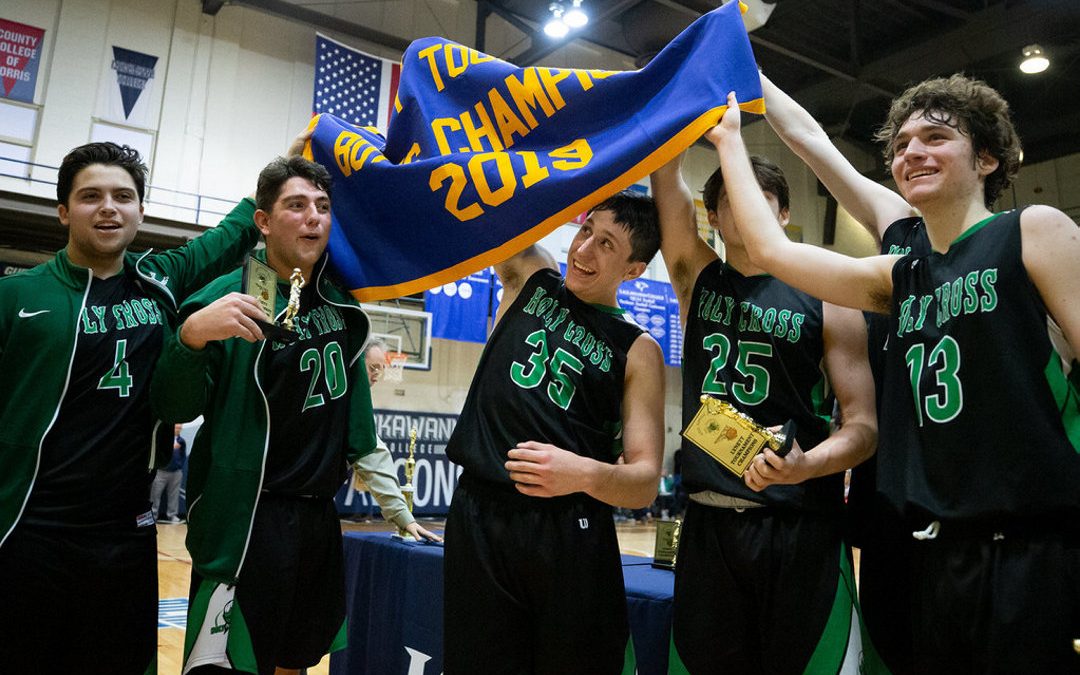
left=650, top=152, right=878, bottom=675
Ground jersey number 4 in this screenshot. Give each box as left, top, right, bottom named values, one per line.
left=98, top=339, right=133, bottom=398
left=509, top=329, right=584, bottom=410
left=701, top=333, right=771, bottom=406
left=905, top=336, right=963, bottom=426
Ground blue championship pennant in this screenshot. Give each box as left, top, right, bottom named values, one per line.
left=306, top=1, right=762, bottom=302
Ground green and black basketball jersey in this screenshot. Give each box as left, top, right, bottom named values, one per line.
left=880, top=208, right=1080, bottom=520
left=24, top=272, right=164, bottom=528
left=446, top=268, right=645, bottom=488
left=681, top=259, right=836, bottom=511
left=262, top=282, right=352, bottom=497
left=849, top=217, right=931, bottom=527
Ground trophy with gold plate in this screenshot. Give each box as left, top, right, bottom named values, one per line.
left=681, top=395, right=796, bottom=477
left=652, top=518, right=682, bottom=570
left=393, top=427, right=418, bottom=541
left=241, top=257, right=303, bottom=343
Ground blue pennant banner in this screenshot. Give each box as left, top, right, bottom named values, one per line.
left=111, top=46, right=157, bottom=119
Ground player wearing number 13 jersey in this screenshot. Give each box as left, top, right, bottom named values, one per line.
left=444, top=191, right=665, bottom=675
left=650, top=152, right=878, bottom=675
left=0, top=142, right=261, bottom=675
left=717, top=75, right=1080, bottom=672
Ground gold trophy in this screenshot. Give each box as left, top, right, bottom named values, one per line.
left=241, top=258, right=301, bottom=343
left=652, top=518, right=682, bottom=570
left=681, top=395, right=796, bottom=477
left=394, top=427, right=418, bottom=540
left=283, top=268, right=305, bottom=331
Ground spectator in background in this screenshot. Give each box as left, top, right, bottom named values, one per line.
left=151, top=423, right=186, bottom=523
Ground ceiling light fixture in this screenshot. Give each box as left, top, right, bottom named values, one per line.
left=544, top=3, right=569, bottom=38
left=1019, top=44, right=1049, bottom=74
left=564, top=0, right=589, bottom=29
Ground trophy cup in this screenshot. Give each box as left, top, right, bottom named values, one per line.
left=241, top=257, right=301, bottom=343
left=393, top=427, right=418, bottom=540
left=652, top=518, right=682, bottom=570
left=681, top=395, right=797, bottom=477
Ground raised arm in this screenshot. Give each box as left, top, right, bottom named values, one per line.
left=650, top=153, right=720, bottom=317
left=708, top=92, right=897, bottom=314
left=504, top=334, right=665, bottom=508
left=745, top=302, right=877, bottom=489
left=761, top=74, right=915, bottom=241
left=492, top=244, right=559, bottom=324
left=145, top=128, right=316, bottom=301
left=1021, top=205, right=1080, bottom=353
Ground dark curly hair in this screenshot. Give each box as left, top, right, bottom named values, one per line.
left=57, top=142, right=147, bottom=206
left=256, top=156, right=333, bottom=212
left=874, top=74, right=1021, bottom=208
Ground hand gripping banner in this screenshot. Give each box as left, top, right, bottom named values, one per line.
left=306, top=1, right=762, bottom=302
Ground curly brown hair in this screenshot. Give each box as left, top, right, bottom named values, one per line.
left=874, top=74, right=1022, bottom=208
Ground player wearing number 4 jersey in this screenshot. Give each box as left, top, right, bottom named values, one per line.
left=443, top=190, right=665, bottom=675
left=650, top=149, right=877, bottom=674
left=151, top=156, right=438, bottom=675
left=0, top=142, right=262, bottom=675
left=715, top=74, right=1080, bottom=673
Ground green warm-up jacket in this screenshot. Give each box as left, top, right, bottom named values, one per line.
left=150, top=250, right=378, bottom=584
left=0, top=198, right=260, bottom=547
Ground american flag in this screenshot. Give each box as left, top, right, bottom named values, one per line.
left=313, top=35, right=401, bottom=134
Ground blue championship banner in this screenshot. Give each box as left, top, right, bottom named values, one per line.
left=305, top=2, right=762, bottom=301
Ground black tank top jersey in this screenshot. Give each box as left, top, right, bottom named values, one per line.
left=445, top=268, right=645, bottom=489
left=262, top=282, right=352, bottom=497
left=848, top=218, right=931, bottom=525
left=25, top=272, right=165, bottom=528
left=879, top=208, right=1080, bottom=520
left=681, top=259, right=836, bottom=511
left=866, top=217, right=931, bottom=392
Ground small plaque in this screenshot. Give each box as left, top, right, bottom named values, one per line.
left=652, top=519, right=682, bottom=570
left=241, top=257, right=298, bottom=343
left=681, top=396, right=796, bottom=477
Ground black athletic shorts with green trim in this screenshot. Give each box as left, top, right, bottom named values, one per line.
left=188, top=494, right=346, bottom=675
left=443, top=475, right=633, bottom=675
left=670, top=501, right=871, bottom=675
left=0, top=523, right=157, bottom=675
left=909, top=520, right=1080, bottom=675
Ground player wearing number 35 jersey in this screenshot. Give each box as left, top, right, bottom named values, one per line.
left=650, top=152, right=878, bottom=674
left=444, top=191, right=665, bottom=675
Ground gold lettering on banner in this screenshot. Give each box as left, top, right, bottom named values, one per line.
left=428, top=139, right=594, bottom=222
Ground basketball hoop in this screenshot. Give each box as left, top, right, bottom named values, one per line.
left=383, top=351, right=408, bottom=382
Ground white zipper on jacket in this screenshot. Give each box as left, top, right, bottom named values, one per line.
left=133, top=249, right=177, bottom=308
left=0, top=268, right=93, bottom=547
left=233, top=334, right=270, bottom=579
